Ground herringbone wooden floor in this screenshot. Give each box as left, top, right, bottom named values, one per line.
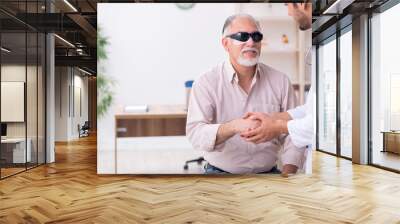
left=1, top=135, right=400, bottom=224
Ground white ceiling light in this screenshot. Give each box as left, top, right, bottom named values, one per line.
left=54, top=34, right=75, bottom=48
left=78, top=67, right=93, bottom=76
left=323, top=0, right=355, bottom=15
left=1, top=47, right=11, bottom=53
left=63, top=0, right=78, bottom=12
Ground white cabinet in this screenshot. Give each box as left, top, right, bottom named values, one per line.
left=1, top=138, right=32, bottom=163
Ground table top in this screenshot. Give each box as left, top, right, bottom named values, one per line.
left=115, top=104, right=187, bottom=119
left=381, top=131, right=400, bottom=134
left=1, top=138, right=28, bottom=143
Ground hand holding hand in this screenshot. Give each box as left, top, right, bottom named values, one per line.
left=240, top=112, right=285, bottom=144
left=229, top=118, right=261, bottom=134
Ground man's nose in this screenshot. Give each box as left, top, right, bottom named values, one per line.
left=245, top=37, right=256, bottom=47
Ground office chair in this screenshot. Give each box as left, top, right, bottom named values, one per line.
left=183, top=157, right=205, bottom=170
left=79, top=121, right=90, bottom=138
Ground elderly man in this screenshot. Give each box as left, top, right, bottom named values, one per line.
left=186, top=14, right=306, bottom=174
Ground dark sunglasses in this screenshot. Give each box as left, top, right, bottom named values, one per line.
left=226, top=31, right=263, bottom=43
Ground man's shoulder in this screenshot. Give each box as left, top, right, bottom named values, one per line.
left=195, top=62, right=225, bottom=85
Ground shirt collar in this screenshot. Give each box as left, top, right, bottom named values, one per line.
left=224, top=60, right=261, bottom=84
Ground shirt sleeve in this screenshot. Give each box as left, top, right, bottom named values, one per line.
left=278, top=77, right=306, bottom=168
left=287, top=104, right=306, bottom=119
left=287, top=85, right=315, bottom=148
left=287, top=114, right=314, bottom=148
left=186, top=76, right=221, bottom=152
left=286, top=85, right=313, bottom=119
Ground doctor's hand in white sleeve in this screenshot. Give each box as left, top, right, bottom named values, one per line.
left=240, top=93, right=314, bottom=149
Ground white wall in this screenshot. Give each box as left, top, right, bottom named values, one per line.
left=55, top=67, right=89, bottom=141
left=55, top=67, right=69, bottom=141
left=99, top=3, right=235, bottom=106
left=72, top=73, right=89, bottom=138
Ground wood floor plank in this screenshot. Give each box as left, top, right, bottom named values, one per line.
left=0, top=134, right=400, bottom=223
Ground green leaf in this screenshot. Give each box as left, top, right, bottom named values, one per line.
left=97, top=26, right=116, bottom=119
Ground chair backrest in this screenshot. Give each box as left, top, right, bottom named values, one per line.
left=82, top=121, right=90, bottom=129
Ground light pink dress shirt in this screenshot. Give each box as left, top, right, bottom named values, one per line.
left=186, top=61, right=306, bottom=174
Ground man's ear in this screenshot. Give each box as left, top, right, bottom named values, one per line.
left=221, top=37, right=229, bottom=52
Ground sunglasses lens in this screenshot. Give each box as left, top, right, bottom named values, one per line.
left=234, top=32, right=250, bottom=42
left=251, top=32, right=263, bottom=42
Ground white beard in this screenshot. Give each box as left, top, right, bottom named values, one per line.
left=237, top=47, right=260, bottom=67
left=237, top=55, right=259, bottom=67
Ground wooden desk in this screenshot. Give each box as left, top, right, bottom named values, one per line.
left=114, top=105, right=187, bottom=173
left=381, top=131, right=400, bottom=154
left=115, top=105, right=187, bottom=137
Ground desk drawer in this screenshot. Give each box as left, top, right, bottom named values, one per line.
left=384, top=133, right=400, bottom=154
left=116, top=118, right=186, bottom=137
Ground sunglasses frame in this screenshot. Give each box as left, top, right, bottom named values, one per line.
left=226, top=31, right=263, bottom=43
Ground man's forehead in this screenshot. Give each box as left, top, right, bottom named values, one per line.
left=229, top=17, right=258, bottom=31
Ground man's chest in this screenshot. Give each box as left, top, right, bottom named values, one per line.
left=212, top=87, right=283, bottom=122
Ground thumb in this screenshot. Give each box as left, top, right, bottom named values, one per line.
left=248, top=113, right=263, bottom=121
left=243, top=112, right=253, bottom=119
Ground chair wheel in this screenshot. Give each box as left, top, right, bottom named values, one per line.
left=183, top=164, right=188, bottom=170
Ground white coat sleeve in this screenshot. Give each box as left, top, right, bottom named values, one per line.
left=286, top=85, right=314, bottom=148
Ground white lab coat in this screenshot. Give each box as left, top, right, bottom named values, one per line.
left=286, top=45, right=315, bottom=174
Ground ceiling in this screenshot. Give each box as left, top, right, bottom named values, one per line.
left=0, top=0, right=99, bottom=74
left=312, top=0, right=392, bottom=44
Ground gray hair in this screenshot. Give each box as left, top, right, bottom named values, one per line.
left=222, top=13, right=261, bottom=37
